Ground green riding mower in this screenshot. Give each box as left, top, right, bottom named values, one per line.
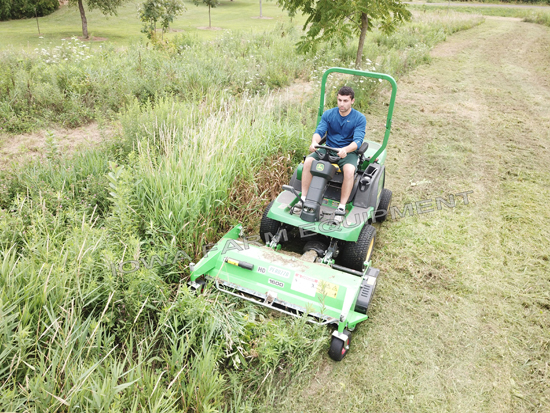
left=189, top=67, right=396, bottom=361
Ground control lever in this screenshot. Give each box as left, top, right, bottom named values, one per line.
left=359, top=176, right=371, bottom=192
left=282, top=185, right=301, bottom=199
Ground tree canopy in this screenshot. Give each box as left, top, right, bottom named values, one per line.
left=0, top=0, right=58, bottom=21
left=139, top=0, right=185, bottom=40
left=277, top=0, right=411, bottom=68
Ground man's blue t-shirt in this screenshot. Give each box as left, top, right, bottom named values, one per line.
left=314, top=108, right=366, bottom=152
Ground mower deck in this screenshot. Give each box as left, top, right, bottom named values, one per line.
left=190, top=225, right=378, bottom=332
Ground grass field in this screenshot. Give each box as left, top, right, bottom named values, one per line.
left=2, top=3, right=549, bottom=412
left=0, top=0, right=306, bottom=49
left=410, top=2, right=550, bottom=27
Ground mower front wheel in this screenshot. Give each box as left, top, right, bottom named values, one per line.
left=328, top=330, right=352, bottom=361
left=190, top=277, right=206, bottom=294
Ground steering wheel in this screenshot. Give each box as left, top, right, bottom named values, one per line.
left=314, top=145, right=342, bottom=163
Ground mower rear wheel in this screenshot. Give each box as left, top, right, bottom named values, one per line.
left=328, top=330, right=352, bottom=361
left=375, top=188, right=392, bottom=223
left=260, top=201, right=283, bottom=245
left=338, top=224, right=376, bottom=272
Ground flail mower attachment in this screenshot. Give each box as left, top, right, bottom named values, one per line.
left=189, top=225, right=380, bottom=361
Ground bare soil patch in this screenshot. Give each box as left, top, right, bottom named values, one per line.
left=74, top=36, right=108, bottom=41
left=276, top=79, right=315, bottom=104
left=197, top=26, right=223, bottom=31
left=0, top=122, right=108, bottom=169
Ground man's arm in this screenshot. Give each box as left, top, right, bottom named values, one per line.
left=310, top=111, right=330, bottom=152
left=336, top=142, right=358, bottom=158
left=309, top=133, right=323, bottom=152
left=352, top=113, right=367, bottom=151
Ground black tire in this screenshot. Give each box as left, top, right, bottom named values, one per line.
left=328, top=330, right=352, bottom=361
left=303, top=240, right=328, bottom=257
left=289, top=168, right=302, bottom=192
left=191, top=277, right=206, bottom=294
left=338, top=224, right=376, bottom=272
left=375, top=188, right=392, bottom=223
left=260, top=201, right=282, bottom=245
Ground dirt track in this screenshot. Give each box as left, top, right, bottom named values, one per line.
left=276, top=18, right=550, bottom=413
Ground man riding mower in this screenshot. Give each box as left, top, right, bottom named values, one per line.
left=190, top=68, right=396, bottom=361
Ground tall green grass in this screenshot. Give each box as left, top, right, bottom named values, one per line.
left=0, top=25, right=313, bottom=133
left=0, top=11, right=485, bottom=134
left=0, top=10, right=486, bottom=411
left=0, top=90, right=324, bottom=411
left=523, top=9, right=550, bottom=25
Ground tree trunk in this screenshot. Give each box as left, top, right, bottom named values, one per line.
left=355, top=12, right=368, bottom=69
left=78, top=0, right=88, bottom=39
left=208, top=5, right=211, bottom=28
left=35, top=7, right=41, bottom=35
left=260, top=0, right=262, bottom=18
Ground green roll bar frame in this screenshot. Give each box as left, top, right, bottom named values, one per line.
left=318, top=67, right=397, bottom=166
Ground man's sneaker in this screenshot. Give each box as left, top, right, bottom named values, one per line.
left=335, top=207, right=346, bottom=216
left=333, top=207, right=346, bottom=224
left=292, top=199, right=304, bottom=215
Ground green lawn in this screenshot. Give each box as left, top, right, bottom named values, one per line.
left=0, top=0, right=306, bottom=50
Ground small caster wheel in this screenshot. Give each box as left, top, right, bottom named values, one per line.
left=190, top=278, right=206, bottom=294
left=328, top=329, right=352, bottom=361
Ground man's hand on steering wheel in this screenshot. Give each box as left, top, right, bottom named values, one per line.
left=309, top=143, right=317, bottom=153
left=337, top=148, right=347, bottom=159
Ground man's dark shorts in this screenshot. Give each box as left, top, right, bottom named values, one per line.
left=307, top=148, right=359, bottom=169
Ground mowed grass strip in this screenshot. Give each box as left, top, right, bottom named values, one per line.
left=273, top=17, right=550, bottom=413
left=411, top=3, right=550, bottom=27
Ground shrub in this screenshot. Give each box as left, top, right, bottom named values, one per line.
left=0, top=0, right=58, bottom=21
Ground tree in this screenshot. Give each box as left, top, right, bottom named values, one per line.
left=139, top=0, right=185, bottom=40
left=277, top=0, right=411, bottom=69
left=69, top=0, right=126, bottom=39
left=193, top=0, right=219, bottom=29
left=0, top=0, right=58, bottom=21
